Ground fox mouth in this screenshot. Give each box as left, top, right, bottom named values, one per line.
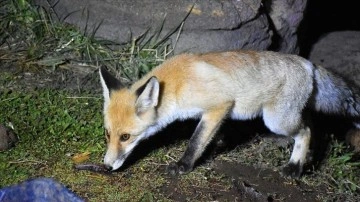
left=111, top=157, right=126, bottom=171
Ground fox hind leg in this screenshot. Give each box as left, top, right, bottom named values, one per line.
left=263, top=104, right=311, bottom=178
left=282, top=127, right=311, bottom=177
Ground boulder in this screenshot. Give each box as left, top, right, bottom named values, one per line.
left=346, top=129, right=360, bottom=153
left=309, top=31, right=360, bottom=152
left=265, top=0, right=308, bottom=54
left=309, top=31, right=360, bottom=86
left=0, top=124, right=17, bottom=152
left=33, top=0, right=308, bottom=54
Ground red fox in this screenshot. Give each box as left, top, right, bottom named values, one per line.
left=99, top=50, right=360, bottom=178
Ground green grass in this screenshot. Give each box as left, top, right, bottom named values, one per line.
left=0, top=88, right=230, bottom=201
left=0, top=90, right=104, bottom=185
left=0, top=0, right=171, bottom=80
left=317, top=139, right=360, bottom=195
left=0, top=89, right=170, bottom=201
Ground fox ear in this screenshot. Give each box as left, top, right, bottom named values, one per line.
left=99, top=66, right=123, bottom=102
left=135, top=77, right=160, bottom=115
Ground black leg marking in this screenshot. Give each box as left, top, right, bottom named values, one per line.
left=282, top=161, right=302, bottom=178
left=167, top=121, right=204, bottom=175
left=166, top=102, right=233, bottom=176
left=284, top=127, right=311, bottom=178
left=166, top=161, right=193, bottom=176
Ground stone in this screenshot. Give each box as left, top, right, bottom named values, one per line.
left=309, top=31, right=360, bottom=86
left=309, top=31, right=360, bottom=152
left=0, top=178, right=83, bottom=201
left=174, top=15, right=271, bottom=54
left=34, top=0, right=272, bottom=53
left=265, top=0, right=308, bottom=54
left=33, top=0, right=308, bottom=54
left=0, top=124, right=18, bottom=152
left=346, top=129, right=360, bottom=153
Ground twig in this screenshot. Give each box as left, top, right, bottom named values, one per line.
left=66, top=96, right=100, bottom=99
left=165, top=21, right=184, bottom=58
left=9, top=159, right=46, bottom=165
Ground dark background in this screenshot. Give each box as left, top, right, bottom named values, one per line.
left=299, top=0, right=360, bottom=57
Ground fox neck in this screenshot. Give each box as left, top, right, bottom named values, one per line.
left=141, top=106, right=203, bottom=140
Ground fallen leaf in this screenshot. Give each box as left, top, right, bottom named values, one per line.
left=72, top=151, right=90, bottom=163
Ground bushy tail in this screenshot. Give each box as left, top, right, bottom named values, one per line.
left=310, top=65, right=360, bottom=117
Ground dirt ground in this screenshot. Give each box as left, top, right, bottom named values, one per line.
left=159, top=160, right=322, bottom=201
left=1, top=31, right=360, bottom=201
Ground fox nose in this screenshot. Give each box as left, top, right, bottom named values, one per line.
left=104, top=165, right=113, bottom=171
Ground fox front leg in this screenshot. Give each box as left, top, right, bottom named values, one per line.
left=167, top=102, right=233, bottom=175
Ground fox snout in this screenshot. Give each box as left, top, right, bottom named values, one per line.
left=104, top=148, right=125, bottom=171
left=103, top=139, right=140, bottom=171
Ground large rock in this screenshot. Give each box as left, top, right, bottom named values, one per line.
left=309, top=31, right=360, bottom=152
left=309, top=31, right=360, bottom=86
left=0, top=124, right=17, bottom=152
left=265, top=0, right=308, bottom=54
left=34, top=0, right=307, bottom=54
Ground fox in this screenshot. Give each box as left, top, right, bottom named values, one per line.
left=99, top=50, right=360, bottom=178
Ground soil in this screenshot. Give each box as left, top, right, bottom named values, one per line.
left=0, top=64, right=100, bottom=93
left=160, top=160, right=322, bottom=201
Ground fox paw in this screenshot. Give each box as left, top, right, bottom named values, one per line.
left=167, top=161, right=192, bottom=175
left=282, top=162, right=302, bottom=178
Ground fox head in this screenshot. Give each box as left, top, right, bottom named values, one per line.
left=99, top=67, right=160, bottom=171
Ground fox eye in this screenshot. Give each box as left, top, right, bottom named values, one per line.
left=105, top=129, right=110, bottom=141
left=120, top=133, right=130, bottom=142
